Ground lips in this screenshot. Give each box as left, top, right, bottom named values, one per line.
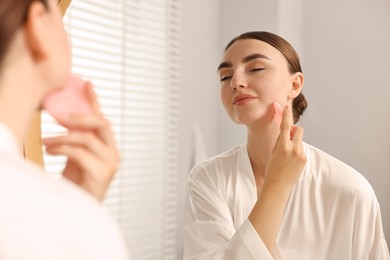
left=232, top=94, right=257, bottom=105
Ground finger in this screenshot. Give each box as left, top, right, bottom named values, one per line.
left=279, top=105, right=294, bottom=145
left=57, top=115, right=116, bottom=146
left=59, top=115, right=106, bottom=130
left=272, top=135, right=281, bottom=153
left=43, top=132, right=108, bottom=161
left=45, top=143, right=91, bottom=158
left=46, top=145, right=99, bottom=171
left=291, top=126, right=304, bottom=145
left=42, top=135, right=66, bottom=146
left=85, top=81, right=103, bottom=117
left=45, top=130, right=119, bottom=167
left=51, top=145, right=119, bottom=179
left=290, top=125, right=297, bottom=140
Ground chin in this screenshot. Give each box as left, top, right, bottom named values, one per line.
left=232, top=109, right=267, bottom=124
left=54, top=70, right=72, bottom=90
left=233, top=115, right=263, bottom=125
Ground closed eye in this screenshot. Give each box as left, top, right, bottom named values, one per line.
left=220, top=76, right=232, bottom=82
left=250, top=68, right=265, bottom=72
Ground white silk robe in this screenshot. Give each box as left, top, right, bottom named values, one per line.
left=184, top=143, right=389, bottom=259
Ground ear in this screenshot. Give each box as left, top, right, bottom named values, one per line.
left=24, top=2, right=48, bottom=61
left=288, top=72, right=304, bottom=100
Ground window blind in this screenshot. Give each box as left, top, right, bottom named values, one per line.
left=41, top=0, right=181, bottom=259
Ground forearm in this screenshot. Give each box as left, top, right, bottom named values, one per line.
left=248, top=105, right=306, bottom=252
left=248, top=183, right=293, bottom=252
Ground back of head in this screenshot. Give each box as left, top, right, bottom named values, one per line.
left=225, top=31, right=307, bottom=123
left=0, top=0, right=48, bottom=68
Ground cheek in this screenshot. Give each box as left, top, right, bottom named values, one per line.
left=56, top=30, right=72, bottom=80
left=59, top=27, right=71, bottom=60
left=220, top=87, right=230, bottom=105
left=220, top=88, right=233, bottom=114
left=257, top=77, right=290, bottom=102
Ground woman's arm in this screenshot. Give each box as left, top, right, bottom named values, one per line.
left=184, top=106, right=306, bottom=259
left=249, top=105, right=306, bottom=252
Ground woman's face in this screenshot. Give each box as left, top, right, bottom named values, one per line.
left=48, top=0, right=71, bottom=87
left=218, top=39, right=297, bottom=125
left=41, top=0, right=71, bottom=91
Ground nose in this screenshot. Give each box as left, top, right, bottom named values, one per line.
left=230, top=71, right=247, bottom=91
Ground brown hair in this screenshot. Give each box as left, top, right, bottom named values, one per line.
left=0, top=0, right=48, bottom=67
left=225, top=31, right=307, bottom=124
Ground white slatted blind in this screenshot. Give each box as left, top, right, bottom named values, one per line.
left=41, top=1, right=180, bottom=259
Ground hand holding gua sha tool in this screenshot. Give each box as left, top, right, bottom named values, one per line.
left=42, top=74, right=92, bottom=122
left=273, top=101, right=297, bottom=140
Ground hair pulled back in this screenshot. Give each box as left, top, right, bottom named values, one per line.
left=225, top=31, right=307, bottom=123
left=0, top=0, right=48, bottom=67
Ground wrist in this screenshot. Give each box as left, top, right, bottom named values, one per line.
left=259, top=181, right=293, bottom=201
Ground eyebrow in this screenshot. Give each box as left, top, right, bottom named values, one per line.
left=217, top=53, right=271, bottom=72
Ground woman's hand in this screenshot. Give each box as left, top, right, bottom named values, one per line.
left=43, top=82, right=120, bottom=202
left=249, top=104, right=306, bottom=253
left=264, top=104, right=306, bottom=191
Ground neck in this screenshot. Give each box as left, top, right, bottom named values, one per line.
left=0, top=64, right=45, bottom=148
left=246, top=120, right=279, bottom=179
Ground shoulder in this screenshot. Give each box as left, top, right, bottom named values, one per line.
left=0, top=156, right=98, bottom=207
left=188, top=145, right=245, bottom=191
left=189, top=145, right=244, bottom=179
left=0, top=159, right=129, bottom=259
left=304, top=143, right=376, bottom=200
left=0, top=157, right=111, bottom=225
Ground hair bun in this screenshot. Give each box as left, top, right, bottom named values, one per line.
left=292, top=93, right=307, bottom=123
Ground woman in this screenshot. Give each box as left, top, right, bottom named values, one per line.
left=184, top=31, right=389, bottom=259
left=0, top=0, right=129, bottom=259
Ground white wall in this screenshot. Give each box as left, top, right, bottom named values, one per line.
left=300, top=0, right=390, bottom=244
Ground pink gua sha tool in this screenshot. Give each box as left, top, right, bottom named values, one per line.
left=42, top=74, right=92, bottom=122
left=272, top=101, right=283, bottom=127
left=273, top=101, right=296, bottom=139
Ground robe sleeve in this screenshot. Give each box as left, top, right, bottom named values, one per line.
left=352, top=187, right=390, bottom=259
left=183, top=166, right=279, bottom=260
